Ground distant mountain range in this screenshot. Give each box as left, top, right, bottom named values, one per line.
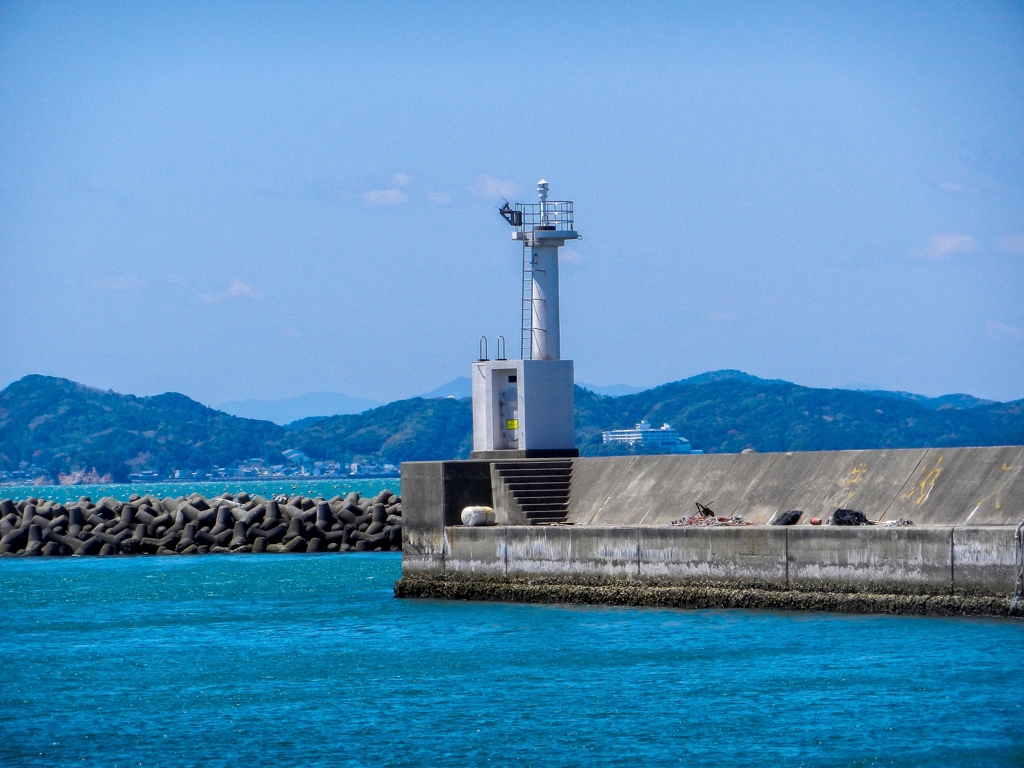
left=854, top=389, right=995, bottom=410
left=577, top=382, right=649, bottom=397
left=413, top=377, right=647, bottom=400
left=572, top=370, right=1023, bottom=456
left=1, top=371, right=1021, bottom=482
left=218, top=378, right=649, bottom=425
left=218, top=391, right=384, bottom=425
left=217, top=377, right=475, bottom=425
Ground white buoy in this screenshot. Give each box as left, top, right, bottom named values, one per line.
left=461, top=506, right=496, bottom=526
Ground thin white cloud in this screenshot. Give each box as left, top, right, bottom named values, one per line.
left=925, top=233, right=977, bottom=259
left=363, top=189, right=407, bottom=206
left=200, top=279, right=264, bottom=304
left=428, top=191, right=452, bottom=205
left=226, top=280, right=262, bottom=299
left=391, top=173, right=413, bottom=187
left=987, top=321, right=1024, bottom=343
left=996, top=233, right=1024, bottom=257
left=164, top=273, right=187, bottom=285
left=937, top=180, right=976, bottom=194
left=472, top=175, right=521, bottom=200
left=88, top=275, right=144, bottom=291
left=561, top=248, right=582, bottom=264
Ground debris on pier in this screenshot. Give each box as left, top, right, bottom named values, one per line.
left=828, top=508, right=871, bottom=526
left=769, top=510, right=803, bottom=526
left=671, top=502, right=750, bottom=527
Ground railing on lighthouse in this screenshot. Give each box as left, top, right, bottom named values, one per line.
left=505, top=199, right=574, bottom=235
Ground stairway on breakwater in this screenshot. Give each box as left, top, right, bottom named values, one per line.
left=492, top=460, right=572, bottom=525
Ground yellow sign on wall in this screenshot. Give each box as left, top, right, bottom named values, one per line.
left=506, top=419, right=519, bottom=430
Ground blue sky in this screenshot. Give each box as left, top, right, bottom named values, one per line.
left=1, top=1, right=1022, bottom=405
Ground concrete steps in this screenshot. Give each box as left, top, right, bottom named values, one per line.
left=493, top=460, right=573, bottom=525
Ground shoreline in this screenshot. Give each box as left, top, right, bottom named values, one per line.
left=0, top=478, right=401, bottom=506
left=394, top=575, right=1022, bottom=618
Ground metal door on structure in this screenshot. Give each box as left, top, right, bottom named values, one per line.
left=500, top=380, right=519, bottom=449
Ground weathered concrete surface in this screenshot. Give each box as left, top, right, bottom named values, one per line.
left=504, top=526, right=571, bottom=577
left=564, top=447, right=1024, bottom=527
left=737, top=449, right=929, bottom=525
left=398, top=462, right=444, bottom=575
left=576, top=453, right=776, bottom=526
left=638, top=526, right=788, bottom=585
left=436, top=524, right=1021, bottom=596
left=882, top=446, right=1024, bottom=526
left=506, top=526, right=639, bottom=579
left=787, top=526, right=954, bottom=594
left=443, top=525, right=506, bottom=578
left=564, top=457, right=641, bottom=525
left=401, top=461, right=492, bottom=575
left=952, top=526, right=1021, bottom=595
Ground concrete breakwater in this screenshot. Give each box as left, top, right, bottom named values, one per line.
left=398, top=446, right=1024, bottom=617
left=0, top=490, right=402, bottom=556
left=395, top=524, right=1024, bottom=617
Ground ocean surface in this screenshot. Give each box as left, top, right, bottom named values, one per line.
left=1, top=555, right=1021, bottom=767
left=0, top=478, right=399, bottom=505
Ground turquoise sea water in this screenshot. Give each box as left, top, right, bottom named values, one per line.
left=1, top=555, right=1021, bottom=766
left=0, top=478, right=399, bottom=505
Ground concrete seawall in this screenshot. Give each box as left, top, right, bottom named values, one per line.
left=398, top=447, right=1024, bottom=616
left=565, top=447, right=1024, bottom=527
left=433, top=524, right=1020, bottom=594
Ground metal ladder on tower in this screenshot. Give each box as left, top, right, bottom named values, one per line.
left=520, top=241, right=534, bottom=360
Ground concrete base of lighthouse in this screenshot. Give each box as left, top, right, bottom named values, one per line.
left=470, top=359, right=576, bottom=458
left=470, top=449, right=579, bottom=460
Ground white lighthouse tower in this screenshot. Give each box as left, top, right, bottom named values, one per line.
left=470, top=180, right=579, bottom=459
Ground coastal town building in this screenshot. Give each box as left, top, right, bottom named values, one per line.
left=601, top=421, right=703, bottom=454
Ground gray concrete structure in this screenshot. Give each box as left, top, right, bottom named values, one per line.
left=638, top=526, right=789, bottom=585
left=471, top=359, right=575, bottom=456
left=433, top=523, right=1020, bottom=595
left=399, top=446, right=1024, bottom=615
left=400, top=460, right=492, bottom=575
left=562, top=447, right=1024, bottom=527
left=785, top=526, right=954, bottom=593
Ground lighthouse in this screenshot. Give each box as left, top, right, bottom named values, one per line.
left=470, top=180, right=579, bottom=459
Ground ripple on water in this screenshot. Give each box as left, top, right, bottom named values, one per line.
left=0, top=554, right=1021, bottom=767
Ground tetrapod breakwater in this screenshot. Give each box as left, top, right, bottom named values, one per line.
left=0, top=490, right=402, bottom=556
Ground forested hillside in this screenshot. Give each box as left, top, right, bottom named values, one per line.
left=1, top=372, right=1021, bottom=481
left=575, top=372, right=1024, bottom=455
left=287, top=397, right=473, bottom=464
left=0, top=376, right=285, bottom=481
